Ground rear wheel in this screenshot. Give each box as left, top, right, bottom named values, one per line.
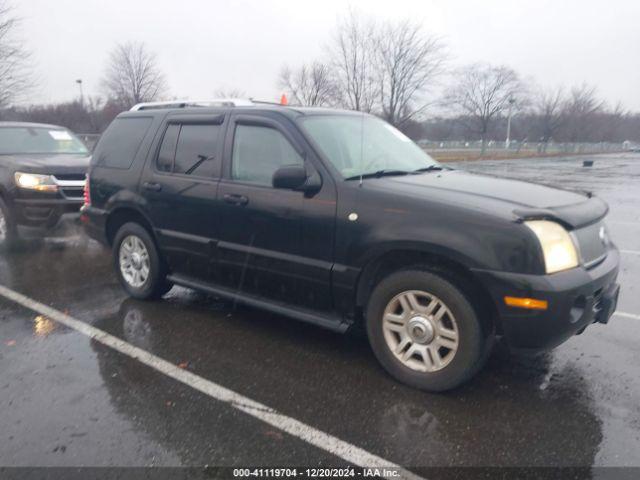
left=113, top=222, right=172, bottom=299
left=366, top=269, right=490, bottom=392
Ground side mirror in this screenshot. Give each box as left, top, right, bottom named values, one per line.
left=272, top=165, right=308, bottom=190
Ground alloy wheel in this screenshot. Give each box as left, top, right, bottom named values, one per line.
left=382, top=290, right=459, bottom=372
left=119, top=235, right=151, bottom=288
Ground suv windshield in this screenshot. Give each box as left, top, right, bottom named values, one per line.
left=0, top=127, right=89, bottom=155
left=300, top=114, right=438, bottom=179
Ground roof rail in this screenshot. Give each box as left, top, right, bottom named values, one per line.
left=129, top=98, right=254, bottom=111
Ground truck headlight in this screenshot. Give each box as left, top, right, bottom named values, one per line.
left=525, top=220, right=579, bottom=274
left=14, top=172, right=58, bottom=192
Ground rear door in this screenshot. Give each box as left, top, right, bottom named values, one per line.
left=141, top=113, right=226, bottom=280
left=215, top=113, right=338, bottom=314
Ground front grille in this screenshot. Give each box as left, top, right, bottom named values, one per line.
left=52, top=175, right=85, bottom=201
left=573, top=221, right=607, bottom=267
left=53, top=173, right=86, bottom=182
left=61, top=187, right=84, bottom=199
left=592, top=287, right=604, bottom=314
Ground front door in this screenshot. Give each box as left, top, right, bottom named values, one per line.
left=214, top=114, right=337, bottom=314
left=141, top=113, right=226, bottom=280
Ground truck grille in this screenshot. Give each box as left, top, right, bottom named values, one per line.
left=573, top=221, right=608, bottom=268
left=52, top=175, right=86, bottom=201
left=52, top=173, right=86, bottom=182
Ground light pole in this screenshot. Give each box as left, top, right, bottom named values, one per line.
left=75, top=79, right=84, bottom=106
left=505, top=97, right=515, bottom=150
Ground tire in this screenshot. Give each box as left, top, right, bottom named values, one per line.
left=0, top=197, right=20, bottom=251
left=113, top=222, right=172, bottom=300
left=366, top=269, right=490, bottom=392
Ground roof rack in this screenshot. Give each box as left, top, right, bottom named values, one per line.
left=129, top=98, right=254, bottom=111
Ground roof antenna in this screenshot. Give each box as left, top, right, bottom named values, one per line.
left=359, top=112, right=364, bottom=187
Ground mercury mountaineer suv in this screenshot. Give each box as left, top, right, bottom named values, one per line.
left=81, top=100, right=620, bottom=392
left=0, top=122, right=90, bottom=249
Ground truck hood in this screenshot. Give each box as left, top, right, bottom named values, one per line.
left=377, top=169, right=607, bottom=228
left=0, top=153, right=90, bottom=175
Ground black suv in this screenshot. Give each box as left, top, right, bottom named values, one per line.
left=82, top=101, right=620, bottom=391
left=0, top=122, right=90, bottom=248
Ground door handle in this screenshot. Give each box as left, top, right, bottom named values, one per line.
left=142, top=181, right=162, bottom=192
left=223, top=193, right=249, bottom=206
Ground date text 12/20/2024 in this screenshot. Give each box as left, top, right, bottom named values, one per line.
left=232, top=468, right=402, bottom=478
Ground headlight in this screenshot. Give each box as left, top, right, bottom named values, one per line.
left=14, top=172, right=58, bottom=192
left=525, top=220, right=579, bottom=274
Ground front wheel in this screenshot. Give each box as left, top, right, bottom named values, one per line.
left=113, top=222, right=172, bottom=299
left=366, top=269, right=490, bottom=392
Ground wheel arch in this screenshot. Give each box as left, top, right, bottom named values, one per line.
left=355, top=248, right=501, bottom=335
left=105, top=206, right=156, bottom=246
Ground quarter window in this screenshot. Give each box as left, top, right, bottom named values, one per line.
left=156, top=123, right=221, bottom=178
left=95, top=117, right=152, bottom=169
left=231, top=125, right=303, bottom=186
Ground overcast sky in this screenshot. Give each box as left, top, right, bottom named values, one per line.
left=13, top=0, right=640, bottom=111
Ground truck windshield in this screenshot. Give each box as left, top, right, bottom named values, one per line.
left=300, top=114, right=438, bottom=179
left=0, top=127, right=89, bottom=155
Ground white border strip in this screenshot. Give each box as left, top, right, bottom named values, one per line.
left=620, top=250, right=640, bottom=256
left=0, top=284, right=423, bottom=480
left=615, top=311, right=640, bottom=321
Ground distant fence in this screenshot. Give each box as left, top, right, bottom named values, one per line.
left=419, top=139, right=626, bottom=155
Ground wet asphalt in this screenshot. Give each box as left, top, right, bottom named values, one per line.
left=0, top=153, right=639, bottom=470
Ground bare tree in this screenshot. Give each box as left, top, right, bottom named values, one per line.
left=214, top=87, right=247, bottom=99
left=102, top=41, right=167, bottom=109
left=376, top=20, right=447, bottom=127
left=597, top=101, right=626, bottom=143
left=444, top=63, right=523, bottom=154
left=534, top=86, right=566, bottom=151
left=562, top=83, right=604, bottom=142
left=278, top=62, right=336, bottom=106
left=0, top=1, right=30, bottom=108
left=329, top=9, right=378, bottom=112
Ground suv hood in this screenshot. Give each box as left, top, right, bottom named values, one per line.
left=0, top=153, right=90, bottom=175
left=378, top=170, right=607, bottom=229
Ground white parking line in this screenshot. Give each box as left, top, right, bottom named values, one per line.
left=0, top=284, right=423, bottom=480
left=620, top=249, right=640, bottom=256
left=615, top=311, right=640, bottom=321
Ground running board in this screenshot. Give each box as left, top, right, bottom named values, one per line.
left=167, top=274, right=349, bottom=333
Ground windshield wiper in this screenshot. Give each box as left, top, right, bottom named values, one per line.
left=412, top=165, right=450, bottom=173
left=344, top=169, right=411, bottom=181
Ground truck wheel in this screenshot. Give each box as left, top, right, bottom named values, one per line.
left=113, top=222, right=172, bottom=300
left=0, top=198, right=20, bottom=251
left=366, top=269, right=488, bottom=392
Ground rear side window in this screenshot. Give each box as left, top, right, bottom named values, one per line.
left=94, top=117, right=152, bottom=169
left=156, top=123, right=221, bottom=178
left=231, top=125, right=303, bottom=186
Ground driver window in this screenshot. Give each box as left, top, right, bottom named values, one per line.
left=231, top=124, right=303, bottom=186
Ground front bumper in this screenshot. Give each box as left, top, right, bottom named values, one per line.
left=14, top=198, right=84, bottom=237
left=473, top=248, right=620, bottom=350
